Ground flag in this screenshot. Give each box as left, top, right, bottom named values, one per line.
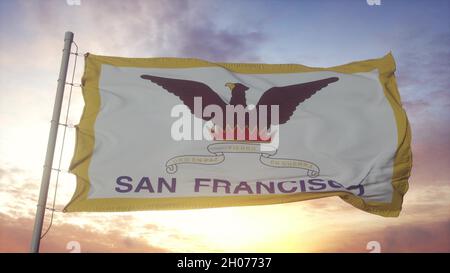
left=64, top=53, right=411, bottom=217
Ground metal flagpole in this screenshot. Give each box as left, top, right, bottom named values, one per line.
left=30, top=31, right=74, bottom=253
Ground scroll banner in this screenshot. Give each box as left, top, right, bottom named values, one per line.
left=65, top=53, right=412, bottom=217
left=166, top=143, right=320, bottom=177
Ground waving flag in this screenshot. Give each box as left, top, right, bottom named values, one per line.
left=64, top=53, right=411, bottom=217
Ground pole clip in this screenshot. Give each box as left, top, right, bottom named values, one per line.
left=65, top=82, right=82, bottom=87
left=58, top=122, right=75, bottom=128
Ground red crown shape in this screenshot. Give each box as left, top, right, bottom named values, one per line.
left=210, top=126, right=272, bottom=142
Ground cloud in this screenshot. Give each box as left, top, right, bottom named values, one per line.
left=381, top=220, right=450, bottom=252
left=392, top=28, right=450, bottom=109
left=430, top=90, right=450, bottom=107
left=320, top=220, right=450, bottom=253
left=14, top=0, right=266, bottom=61
left=409, top=118, right=450, bottom=185
left=395, top=32, right=450, bottom=95
left=0, top=213, right=168, bottom=253
left=175, top=24, right=265, bottom=61
left=402, top=99, right=430, bottom=113
left=390, top=32, right=450, bottom=188
left=0, top=166, right=40, bottom=217
left=305, top=185, right=450, bottom=252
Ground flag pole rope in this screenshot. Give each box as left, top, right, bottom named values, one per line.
left=40, top=40, right=79, bottom=240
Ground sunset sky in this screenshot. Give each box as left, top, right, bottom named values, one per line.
left=1, top=0, right=449, bottom=252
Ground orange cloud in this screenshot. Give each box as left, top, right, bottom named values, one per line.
left=315, top=219, right=450, bottom=253
left=0, top=213, right=168, bottom=253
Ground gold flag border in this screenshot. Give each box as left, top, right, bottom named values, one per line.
left=64, top=52, right=411, bottom=217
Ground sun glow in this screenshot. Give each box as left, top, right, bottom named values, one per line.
left=131, top=203, right=321, bottom=252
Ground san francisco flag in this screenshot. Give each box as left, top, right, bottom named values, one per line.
left=64, top=53, right=411, bottom=217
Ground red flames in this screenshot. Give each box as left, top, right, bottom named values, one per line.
left=210, top=126, right=272, bottom=142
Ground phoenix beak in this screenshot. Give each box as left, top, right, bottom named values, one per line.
left=225, top=83, right=236, bottom=91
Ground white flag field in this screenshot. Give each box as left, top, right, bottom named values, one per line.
left=64, top=53, right=412, bottom=217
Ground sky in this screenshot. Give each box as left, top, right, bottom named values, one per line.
left=0, top=0, right=449, bottom=252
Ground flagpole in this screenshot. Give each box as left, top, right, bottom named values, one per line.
left=30, top=31, right=74, bottom=253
